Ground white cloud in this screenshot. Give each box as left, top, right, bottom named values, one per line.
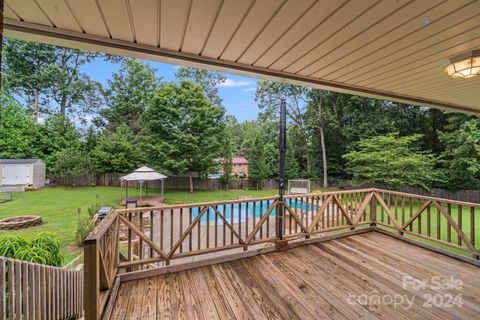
left=218, top=78, right=254, bottom=87
left=243, top=87, right=257, bottom=92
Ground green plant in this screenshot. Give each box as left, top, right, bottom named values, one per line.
left=24, top=186, right=36, bottom=192
left=0, top=232, right=63, bottom=266
left=75, top=217, right=95, bottom=247
left=0, top=236, right=28, bottom=257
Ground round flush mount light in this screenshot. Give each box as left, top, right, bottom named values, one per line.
left=444, top=50, right=480, bottom=79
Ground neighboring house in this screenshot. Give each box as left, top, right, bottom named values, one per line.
left=0, top=159, right=46, bottom=188
left=215, top=157, right=249, bottom=176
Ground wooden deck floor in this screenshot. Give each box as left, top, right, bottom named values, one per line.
left=110, top=232, right=480, bottom=319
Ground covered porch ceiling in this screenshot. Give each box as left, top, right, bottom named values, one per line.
left=4, top=0, right=480, bottom=114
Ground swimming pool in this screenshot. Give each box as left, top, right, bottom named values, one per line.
left=191, top=199, right=316, bottom=223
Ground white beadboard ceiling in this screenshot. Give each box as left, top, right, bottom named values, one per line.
left=4, top=0, right=480, bottom=114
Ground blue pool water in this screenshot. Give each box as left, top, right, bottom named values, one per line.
left=191, top=199, right=316, bottom=223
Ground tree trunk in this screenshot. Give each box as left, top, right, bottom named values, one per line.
left=320, top=126, right=328, bottom=188
left=188, top=172, right=194, bottom=193
left=33, top=90, right=40, bottom=124
left=317, top=94, right=328, bottom=188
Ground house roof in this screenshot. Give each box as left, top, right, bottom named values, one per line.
left=0, top=159, right=43, bottom=165
left=232, top=157, right=248, bottom=165
left=215, top=157, right=249, bottom=165
left=4, top=0, right=480, bottom=115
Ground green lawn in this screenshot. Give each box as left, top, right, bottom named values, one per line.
left=0, top=186, right=279, bottom=264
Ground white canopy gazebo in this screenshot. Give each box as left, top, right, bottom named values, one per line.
left=120, top=166, right=167, bottom=204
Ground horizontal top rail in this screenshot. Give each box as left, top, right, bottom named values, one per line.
left=115, top=195, right=279, bottom=214
left=84, top=210, right=118, bottom=244
left=0, top=255, right=77, bottom=271
left=115, top=188, right=378, bottom=214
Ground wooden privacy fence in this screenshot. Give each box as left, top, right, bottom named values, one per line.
left=0, top=257, right=83, bottom=320
left=51, top=174, right=278, bottom=190
left=84, top=188, right=480, bottom=319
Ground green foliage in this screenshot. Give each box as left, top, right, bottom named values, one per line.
left=35, top=114, right=82, bottom=168
left=50, top=147, right=92, bottom=186
left=101, top=59, right=161, bottom=133
left=247, top=129, right=276, bottom=188
left=3, top=38, right=102, bottom=120
left=91, top=124, right=145, bottom=173
left=0, top=92, right=37, bottom=158
left=75, top=217, right=95, bottom=247
left=145, top=81, right=225, bottom=191
left=343, top=134, right=435, bottom=189
left=0, top=236, right=28, bottom=257
left=438, top=116, right=480, bottom=189
left=2, top=39, right=55, bottom=121
left=175, top=67, right=225, bottom=107
left=0, top=233, right=63, bottom=266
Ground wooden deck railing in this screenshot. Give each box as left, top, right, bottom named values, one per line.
left=373, top=189, right=480, bottom=259
left=0, top=257, right=83, bottom=320
left=83, top=188, right=480, bottom=319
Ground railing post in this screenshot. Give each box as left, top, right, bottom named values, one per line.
left=83, top=240, right=99, bottom=320
left=371, top=191, right=377, bottom=229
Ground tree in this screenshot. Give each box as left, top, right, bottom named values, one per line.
left=175, top=67, right=225, bottom=107
left=2, top=39, right=55, bottom=123
left=145, top=81, right=225, bottom=192
left=49, top=147, right=92, bottom=187
left=49, top=47, right=101, bottom=121
left=0, top=92, right=37, bottom=158
left=3, top=38, right=103, bottom=123
left=343, top=133, right=435, bottom=189
left=220, top=117, right=235, bottom=189
left=101, top=59, right=161, bottom=133
left=34, top=114, right=81, bottom=169
left=91, top=124, right=145, bottom=173
left=248, top=131, right=273, bottom=189
left=438, top=115, right=480, bottom=189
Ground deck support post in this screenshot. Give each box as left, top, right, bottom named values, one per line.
left=276, top=98, right=288, bottom=250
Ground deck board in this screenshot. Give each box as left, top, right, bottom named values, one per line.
left=111, top=232, right=480, bottom=319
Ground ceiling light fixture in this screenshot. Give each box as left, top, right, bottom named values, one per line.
left=444, top=50, right=480, bottom=79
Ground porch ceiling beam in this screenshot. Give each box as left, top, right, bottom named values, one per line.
left=4, top=18, right=479, bottom=116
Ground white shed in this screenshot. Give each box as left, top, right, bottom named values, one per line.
left=0, top=159, right=46, bottom=189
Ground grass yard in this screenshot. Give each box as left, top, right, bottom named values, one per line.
left=0, top=186, right=280, bottom=264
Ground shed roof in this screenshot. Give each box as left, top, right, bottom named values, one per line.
left=0, top=159, right=43, bottom=165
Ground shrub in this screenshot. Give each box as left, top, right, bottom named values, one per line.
left=0, top=236, right=28, bottom=257
left=0, top=232, right=63, bottom=267
left=0, top=233, right=63, bottom=266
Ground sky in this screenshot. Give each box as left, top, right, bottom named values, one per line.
left=81, top=58, right=261, bottom=123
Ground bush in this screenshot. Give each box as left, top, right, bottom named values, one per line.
left=0, top=233, right=63, bottom=266
left=0, top=236, right=28, bottom=257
